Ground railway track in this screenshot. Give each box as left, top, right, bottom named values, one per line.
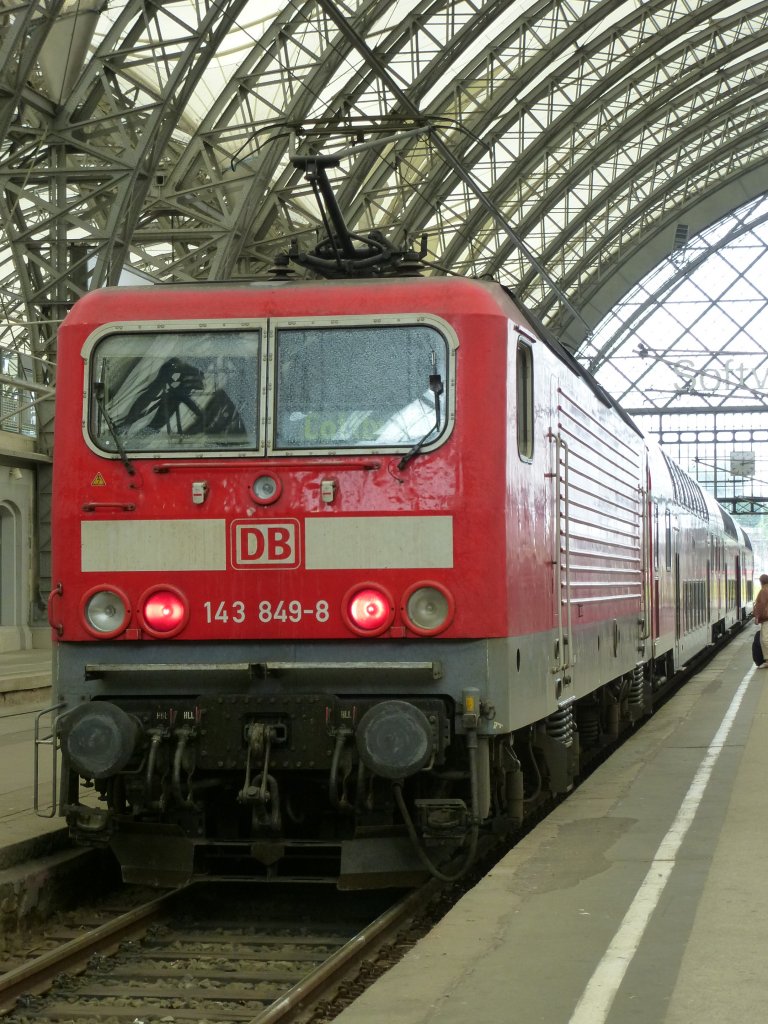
left=0, top=881, right=438, bottom=1023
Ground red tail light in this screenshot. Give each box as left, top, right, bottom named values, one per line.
left=344, top=586, right=394, bottom=635
left=139, top=587, right=188, bottom=637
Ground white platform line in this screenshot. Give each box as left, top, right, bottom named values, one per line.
left=569, top=665, right=755, bottom=1024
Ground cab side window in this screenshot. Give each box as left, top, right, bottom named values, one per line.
left=517, top=341, right=534, bottom=460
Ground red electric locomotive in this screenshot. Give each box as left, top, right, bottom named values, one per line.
left=41, top=269, right=752, bottom=887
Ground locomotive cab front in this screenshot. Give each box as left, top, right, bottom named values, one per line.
left=47, top=277, right=536, bottom=887
left=44, top=273, right=748, bottom=888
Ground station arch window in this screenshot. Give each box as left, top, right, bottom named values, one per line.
left=0, top=502, right=20, bottom=627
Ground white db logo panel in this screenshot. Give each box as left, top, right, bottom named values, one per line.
left=231, top=520, right=300, bottom=568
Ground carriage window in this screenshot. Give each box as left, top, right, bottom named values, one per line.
left=274, top=324, right=449, bottom=450
left=89, top=331, right=260, bottom=452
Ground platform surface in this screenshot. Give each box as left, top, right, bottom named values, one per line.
left=0, top=700, right=68, bottom=860
left=2, top=634, right=765, bottom=1021
left=0, top=648, right=51, bottom=702
left=334, top=630, right=766, bottom=1024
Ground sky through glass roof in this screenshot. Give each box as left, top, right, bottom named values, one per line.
left=580, top=194, right=768, bottom=416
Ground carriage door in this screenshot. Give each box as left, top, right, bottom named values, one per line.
left=652, top=500, right=660, bottom=642
left=735, top=554, right=742, bottom=619
left=669, top=508, right=682, bottom=666
left=674, top=553, right=681, bottom=643
left=640, top=458, right=651, bottom=659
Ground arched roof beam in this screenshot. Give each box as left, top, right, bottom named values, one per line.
left=46, top=0, right=253, bottom=285
left=309, top=0, right=584, bottom=320
left=0, top=0, right=64, bottom=140
left=365, top=0, right=726, bottom=253
left=506, top=76, right=768, bottom=327
left=429, top=2, right=763, bottom=273
left=127, top=0, right=394, bottom=278
left=337, top=0, right=629, bottom=253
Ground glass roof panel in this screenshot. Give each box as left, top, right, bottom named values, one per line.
left=579, top=194, right=768, bottom=414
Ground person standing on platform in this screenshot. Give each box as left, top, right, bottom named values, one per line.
left=754, top=573, right=768, bottom=668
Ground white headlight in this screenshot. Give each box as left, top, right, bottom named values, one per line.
left=85, top=590, right=128, bottom=635
left=404, top=585, right=453, bottom=634
left=252, top=474, right=281, bottom=504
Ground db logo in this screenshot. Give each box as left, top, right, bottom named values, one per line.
left=231, top=520, right=300, bottom=568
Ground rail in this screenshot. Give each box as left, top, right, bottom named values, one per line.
left=0, top=890, right=179, bottom=1013
left=0, top=882, right=438, bottom=1022
left=251, top=881, right=440, bottom=1023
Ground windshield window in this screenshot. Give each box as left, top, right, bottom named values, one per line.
left=274, top=324, right=448, bottom=450
left=90, top=330, right=260, bottom=452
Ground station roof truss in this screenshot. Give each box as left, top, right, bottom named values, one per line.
left=2, top=0, right=768, bottom=433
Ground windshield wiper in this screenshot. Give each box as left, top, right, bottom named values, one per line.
left=398, top=353, right=444, bottom=471
left=94, top=383, right=136, bottom=477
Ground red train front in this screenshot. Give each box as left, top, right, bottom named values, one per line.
left=46, top=275, right=749, bottom=887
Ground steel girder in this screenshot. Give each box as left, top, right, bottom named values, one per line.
left=2, top=0, right=768, bottom=412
